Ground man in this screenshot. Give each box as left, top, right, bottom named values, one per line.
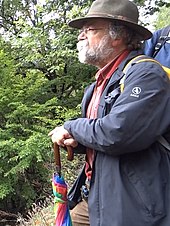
left=49, top=0, right=170, bottom=225
left=144, top=25, right=170, bottom=67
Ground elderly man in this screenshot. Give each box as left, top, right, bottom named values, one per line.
left=49, top=0, right=170, bottom=225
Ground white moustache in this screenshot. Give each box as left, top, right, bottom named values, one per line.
left=77, top=40, right=89, bottom=51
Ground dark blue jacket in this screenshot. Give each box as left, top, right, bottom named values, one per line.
left=64, top=51, right=170, bottom=226
left=144, top=26, right=170, bottom=67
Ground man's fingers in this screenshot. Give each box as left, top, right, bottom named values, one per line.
left=48, top=126, right=76, bottom=147
left=64, top=138, right=78, bottom=148
left=51, top=133, right=65, bottom=146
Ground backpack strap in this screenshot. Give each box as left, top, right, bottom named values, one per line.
left=120, top=55, right=160, bottom=92
left=153, top=25, right=170, bottom=58
left=120, top=55, right=144, bottom=92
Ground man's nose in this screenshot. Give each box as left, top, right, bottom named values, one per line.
left=78, top=31, right=87, bottom=41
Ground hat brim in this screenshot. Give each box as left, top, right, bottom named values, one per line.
left=68, top=16, right=152, bottom=40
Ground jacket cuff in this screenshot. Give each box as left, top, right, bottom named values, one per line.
left=64, top=121, right=72, bottom=133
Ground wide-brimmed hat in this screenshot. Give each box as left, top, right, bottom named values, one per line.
left=68, top=0, right=152, bottom=40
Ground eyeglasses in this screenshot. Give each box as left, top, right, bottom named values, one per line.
left=79, top=28, right=104, bottom=35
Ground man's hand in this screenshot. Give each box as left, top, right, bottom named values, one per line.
left=48, top=126, right=78, bottom=148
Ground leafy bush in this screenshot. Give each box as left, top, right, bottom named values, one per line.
left=0, top=48, right=85, bottom=216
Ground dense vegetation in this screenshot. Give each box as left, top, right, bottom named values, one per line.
left=0, top=0, right=169, bottom=225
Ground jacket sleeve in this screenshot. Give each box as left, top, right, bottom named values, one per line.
left=64, top=62, right=170, bottom=156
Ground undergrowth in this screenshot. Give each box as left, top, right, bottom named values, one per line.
left=17, top=197, right=55, bottom=226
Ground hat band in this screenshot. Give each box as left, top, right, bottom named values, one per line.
left=86, top=13, right=137, bottom=24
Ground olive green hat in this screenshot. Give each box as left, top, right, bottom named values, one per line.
left=68, top=0, right=152, bottom=40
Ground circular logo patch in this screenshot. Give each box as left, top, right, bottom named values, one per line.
left=132, top=87, right=141, bottom=95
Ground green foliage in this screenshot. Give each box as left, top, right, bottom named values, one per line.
left=0, top=52, right=46, bottom=209
left=154, top=5, right=170, bottom=29
left=0, top=45, right=84, bottom=214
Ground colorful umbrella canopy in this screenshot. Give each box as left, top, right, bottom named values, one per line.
left=52, top=143, right=73, bottom=226
left=52, top=174, right=72, bottom=226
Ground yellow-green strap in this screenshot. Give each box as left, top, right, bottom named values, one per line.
left=120, top=55, right=169, bottom=92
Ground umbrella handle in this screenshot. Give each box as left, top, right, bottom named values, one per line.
left=53, top=143, right=74, bottom=170
left=54, top=143, right=61, bottom=170
left=66, top=145, right=74, bottom=161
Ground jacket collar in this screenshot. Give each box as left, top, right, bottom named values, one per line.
left=107, top=50, right=143, bottom=85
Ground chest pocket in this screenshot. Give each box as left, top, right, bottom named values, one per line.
left=104, top=87, right=121, bottom=114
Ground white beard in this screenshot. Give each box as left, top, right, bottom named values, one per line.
left=77, top=36, right=114, bottom=67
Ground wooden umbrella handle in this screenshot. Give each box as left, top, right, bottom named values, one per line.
left=66, top=145, right=74, bottom=161
left=54, top=143, right=61, bottom=170
left=53, top=143, right=74, bottom=169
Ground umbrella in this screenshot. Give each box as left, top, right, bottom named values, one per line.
left=52, top=143, right=73, bottom=226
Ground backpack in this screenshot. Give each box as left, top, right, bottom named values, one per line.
left=120, top=55, right=170, bottom=151
left=153, top=25, right=170, bottom=58
left=144, top=25, right=170, bottom=68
